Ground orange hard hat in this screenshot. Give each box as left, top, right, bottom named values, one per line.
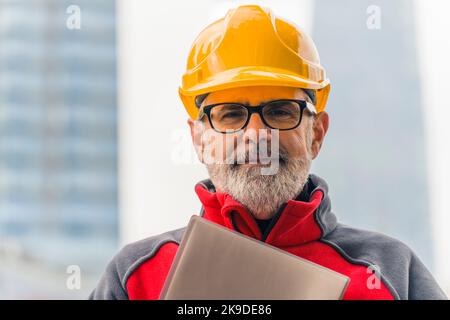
left=179, top=4, right=330, bottom=119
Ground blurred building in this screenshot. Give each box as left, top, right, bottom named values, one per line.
left=0, top=0, right=118, bottom=298
left=312, top=0, right=433, bottom=266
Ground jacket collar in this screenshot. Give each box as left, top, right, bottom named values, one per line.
left=194, top=173, right=337, bottom=248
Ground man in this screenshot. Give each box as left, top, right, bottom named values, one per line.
left=90, top=5, right=446, bottom=300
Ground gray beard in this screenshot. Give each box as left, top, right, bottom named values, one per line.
left=206, top=153, right=312, bottom=220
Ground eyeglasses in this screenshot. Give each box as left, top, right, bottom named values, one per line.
left=198, top=99, right=316, bottom=133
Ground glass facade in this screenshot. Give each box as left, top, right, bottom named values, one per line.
left=0, top=0, right=118, bottom=298
left=312, top=0, right=433, bottom=268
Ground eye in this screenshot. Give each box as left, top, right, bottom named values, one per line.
left=266, top=109, right=291, bottom=116
left=221, top=110, right=246, bottom=119
left=264, top=101, right=300, bottom=119
left=211, top=104, right=248, bottom=122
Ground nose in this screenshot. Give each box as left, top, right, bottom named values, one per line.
left=242, top=113, right=271, bottom=144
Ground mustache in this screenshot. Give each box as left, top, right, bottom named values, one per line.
left=228, top=144, right=289, bottom=168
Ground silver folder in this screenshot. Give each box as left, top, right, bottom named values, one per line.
left=159, top=215, right=349, bottom=300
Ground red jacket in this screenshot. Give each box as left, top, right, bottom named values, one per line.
left=90, top=174, right=447, bottom=300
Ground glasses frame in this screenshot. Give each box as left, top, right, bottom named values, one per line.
left=198, top=99, right=317, bottom=133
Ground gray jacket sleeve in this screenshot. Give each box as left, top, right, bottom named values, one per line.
left=408, top=251, right=447, bottom=300
left=324, top=223, right=447, bottom=300
left=88, top=227, right=187, bottom=300
left=88, top=251, right=129, bottom=300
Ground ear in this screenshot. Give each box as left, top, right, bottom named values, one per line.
left=310, top=111, right=329, bottom=159
left=187, top=118, right=205, bottom=163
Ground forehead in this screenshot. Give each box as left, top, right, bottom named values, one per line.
left=203, top=86, right=308, bottom=106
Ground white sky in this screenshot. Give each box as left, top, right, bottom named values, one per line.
left=415, top=0, right=450, bottom=294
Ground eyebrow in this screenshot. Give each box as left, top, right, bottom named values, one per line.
left=205, top=97, right=313, bottom=106
left=196, top=89, right=315, bottom=108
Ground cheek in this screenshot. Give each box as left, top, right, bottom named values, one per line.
left=278, top=129, right=309, bottom=159
left=201, top=131, right=237, bottom=163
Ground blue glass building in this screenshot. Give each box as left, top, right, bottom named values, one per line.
left=312, top=0, right=433, bottom=268
left=0, top=0, right=118, bottom=298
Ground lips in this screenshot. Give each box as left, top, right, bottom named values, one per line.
left=231, top=155, right=286, bottom=168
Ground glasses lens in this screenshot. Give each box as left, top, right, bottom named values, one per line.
left=262, top=100, right=302, bottom=129
left=210, top=104, right=248, bottom=132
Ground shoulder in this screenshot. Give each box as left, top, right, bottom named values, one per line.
left=89, top=226, right=186, bottom=300
left=324, top=223, right=413, bottom=266
left=323, top=223, right=447, bottom=300
left=116, top=226, right=186, bottom=292
left=118, top=226, right=186, bottom=281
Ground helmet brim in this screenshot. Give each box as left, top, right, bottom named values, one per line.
left=179, top=66, right=330, bottom=119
